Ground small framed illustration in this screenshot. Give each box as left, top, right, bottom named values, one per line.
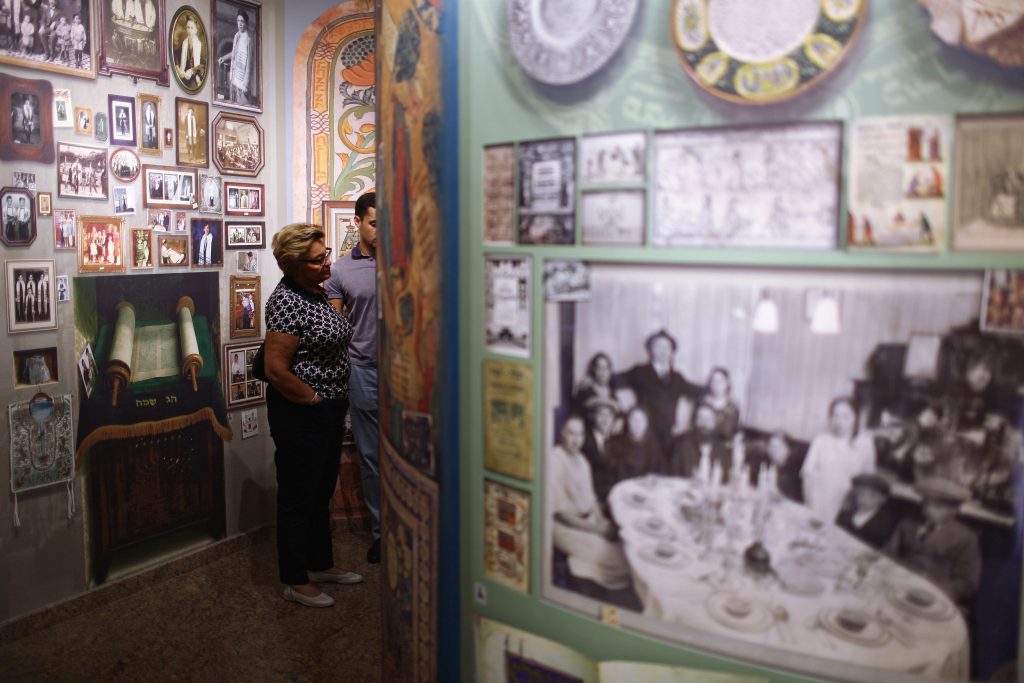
left=581, top=190, right=646, bottom=246
left=229, top=275, right=260, bottom=338
left=982, top=269, right=1024, bottom=335
left=53, top=90, right=73, bottom=128
left=5, top=259, right=57, bottom=334
left=13, top=347, right=60, bottom=389
left=138, top=94, right=161, bottom=156
left=0, top=3, right=96, bottom=79
left=170, top=6, right=211, bottom=95
left=517, top=137, right=576, bottom=245
left=54, top=209, right=76, bottom=250
left=108, top=94, right=136, bottom=147
left=176, top=97, right=209, bottom=168
left=141, top=164, right=198, bottom=208
left=482, top=143, right=515, bottom=245
left=321, top=201, right=357, bottom=256
left=224, top=181, right=264, bottom=216
left=212, top=111, right=264, bottom=176
left=77, top=215, right=126, bottom=273
left=55, top=275, right=70, bottom=302
left=580, top=130, right=647, bottom=185
left=110, top=148, right=141, bottom=183
left=112, top=186, right=136, bottom=216
left=212, top=0, right=263, bottom=112
left=235, top=250, right=258, bottom=273
left=240, top=408, right=259, bottom=438
left=93, top=112, right=107, bottom=142
left=37, top=192, right=52, bottom=217
left=191, top=217, right=224, bottom=267
left=131, top=228, right=154, bottom=269
left=0, top=74, right=54, bottom=164
left=484, top=255, right=532, bottom=357
left=97, top=0, right=169, bottom=86
left=74, top=106, right=92, bottom=134
left=199, top=174, right=223, bottom=213
left=223, top=340, right=266, bottom=409
left=225, top=221, right=265, bottom=249
left=1, top=186, right=36, bottom=247
left=163, top=128, right=174, bottom=148
left=57, top=142, right=109, bottom=200
left=78, top=344, right=98, bottom=398
left=157, top=233, right=189, bottom=267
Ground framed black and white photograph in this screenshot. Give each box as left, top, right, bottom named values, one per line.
left=1, top=186, right=36, bottom=247
left=175, top=97, right=209, bottom=168
left=54, top=209, right=76, bottom=250
left=97, top=0, right=168, bottom=86
left=74, top=105, right=91, bottom=134
left=952, top=114, right=1024, bottom=252
left=581, top=190, right=646, bottom=246
left=483, top=143, right=515, bottom=245
left=212, top=110, right=264, bottom=176
left=212, top=0, right=262, bottom=112
left=5, top=259, right=56, bottom=334
left=199, top=173, right=222, bottom=214
left=652, top=122, right=842, bottom=249
left=53, top=89, right=72, bottom=127
left=225, top=221, right=265, bottom=249
left=517, top=137, right=576, bottom=245
left=112, top=186, right=136, bottom=216
left=542, top=262, right=1024, bottom=682
left=107, top=94, right=136, bottom=147
left=190, top=217, right=223, bottom=267
left=93, top=111, right=106, bottom=142
left=542, top=260, right=590, bottom=302
left=12, top=171, right=36, bottom=190
left=110, top=147, right=141, bottom=183
left=0, top=2, right=96, bottom=79
left=141, top=164, right=198, bottom=209
left=484, top=254, right=531, bottom=358
left=580, top=131, right=647, bottom=185
left=57, top=142, right=108, bottom=200
left=137, top=93, right=161, bottom=156
left=224, top=181, right=263, bottom=216
left=37, top=191, right=52, bottom=217
left=169, top=5, right=210, bottom=95
left=223, top=340, right=265, bottom=408
left=55, top=275, right=70, bottom=302
left=0, top=74, right=54, bottom=164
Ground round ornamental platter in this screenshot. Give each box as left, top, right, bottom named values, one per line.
left=671, top=0, right=867, bottom=105
left=507, top=0, right=641, bottom=86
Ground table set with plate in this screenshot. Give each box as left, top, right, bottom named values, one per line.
left=608, top=474, right=969, bottom=680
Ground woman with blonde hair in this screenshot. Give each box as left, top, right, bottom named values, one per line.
left=264, top=223, right=361, bottom=607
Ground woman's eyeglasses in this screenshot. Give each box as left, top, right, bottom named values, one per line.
left=302, top=247, right=332, bottom=266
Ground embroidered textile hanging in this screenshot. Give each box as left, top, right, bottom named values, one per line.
left=9, top=394, right=75, bottom=526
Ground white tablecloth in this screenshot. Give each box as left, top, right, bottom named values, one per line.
left=608, top=476, right=969, bottom=680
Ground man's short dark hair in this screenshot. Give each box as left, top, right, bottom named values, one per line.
left=355, top=191, right=375, bottom=219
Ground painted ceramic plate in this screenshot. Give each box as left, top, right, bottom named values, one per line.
left=507, top=0, right=641, bottom=85
left=671, top=0, right=867, bottom=104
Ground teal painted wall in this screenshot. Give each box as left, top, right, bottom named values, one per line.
left=458, top=1, right=1024, bottom=681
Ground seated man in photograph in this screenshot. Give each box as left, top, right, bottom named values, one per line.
left=666, top=402, right=731, bottom=481
left=548, top=415, right=634, bottom=607
left=836, top=473, right=898, bottom=549
left=885, top=477, right=981, bottom=607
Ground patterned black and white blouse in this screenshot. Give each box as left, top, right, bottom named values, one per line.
left=265, top=276, right=352, bottom=400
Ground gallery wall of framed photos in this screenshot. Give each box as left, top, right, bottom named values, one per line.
left=461, top=1, right=1024, bottom=682
left=0, top=0, right=285, bottom=624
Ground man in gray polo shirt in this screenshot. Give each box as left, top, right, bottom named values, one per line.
left=326, top=192, right=381, bottom=563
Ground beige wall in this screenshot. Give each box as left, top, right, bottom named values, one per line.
left=0, top=0, right=287, bottom=623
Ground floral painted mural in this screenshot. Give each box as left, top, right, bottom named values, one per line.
left=292, top=2, right=376, bottom=223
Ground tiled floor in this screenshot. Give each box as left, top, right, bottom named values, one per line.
left=0, top=528, right=381, bottom=682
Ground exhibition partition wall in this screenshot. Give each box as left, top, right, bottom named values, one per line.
left=460, top=1, right=1024, bottom=682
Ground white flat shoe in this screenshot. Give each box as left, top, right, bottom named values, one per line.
left=307, top=570, right=363, bottom=585
left=283, top=585, right=335, bottom=607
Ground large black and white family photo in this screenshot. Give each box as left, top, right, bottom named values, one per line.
left=544, top=263, right=1022, bottom=682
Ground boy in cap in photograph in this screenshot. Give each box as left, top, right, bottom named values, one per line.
left=836, top=473, right=898, bottom=549
left=885, top=477, right=981, bottom=606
